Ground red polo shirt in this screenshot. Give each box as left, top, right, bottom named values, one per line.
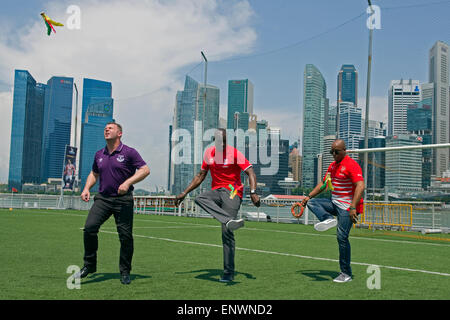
left=201, top=145, right=252, bottom=199
left=324, top=155, right=364, bottom=213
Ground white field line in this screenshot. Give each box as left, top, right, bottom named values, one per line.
left=98, top=230, right=450, bottom=277
left=135, top=218, right=450, bottom=248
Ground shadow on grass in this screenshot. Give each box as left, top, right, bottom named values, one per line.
left=82, top=273, right=151, bottom=285
left=297, top=270, right=340, bottom=282
left=176, top=269, right=256, bottom=286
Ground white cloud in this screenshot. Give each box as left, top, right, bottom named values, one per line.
left=0, top=0, right=257, bottom=189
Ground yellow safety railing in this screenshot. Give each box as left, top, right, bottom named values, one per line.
left=357, top=203, right=413, bottom=230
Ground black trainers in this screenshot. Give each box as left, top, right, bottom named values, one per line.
left=219, top=274, right=234, bottom=282
left=74, top=266, right=96, bottom=279
left=120, top=272, right=131, bottom=285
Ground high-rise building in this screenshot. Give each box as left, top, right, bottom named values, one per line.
left=289, top=147, right=302, bottom=185
left=8, top=70, right=46, bottom=191
left=227, top=79, right=253, bottom=129
left=233, top=112, right=249, bottom=131
left=81, top=78, right=112, bottom=121
left=254, top=133, right=289, bottom=195
left=79, top=79, right=113, bottom=190
left=41, top=76, right=73, bottom=182
left=385, top=135, right=423, bottom=193
left=172, top=76, right=220, bottom=195
left=337, top=65, right=358, bottom=136
left=327, top=105, right=337, bottom=136
left=322, top=135, right=336, bottom=178
left=362, top=119, right=387, bottom=138
left=407, top=98, right=432, bottom=189
left=358, top=137, right=386, bottom=192
left=337, top=64, right=358, bottom=106
left=388, top=79, right=421, bottom=136
left=302, top=64, right=328, bottom=188
left=79, top=101, right=114, bottom=191
left=429, top=41, right=449, bottom=176
left=338, top=102, right=362, bottom=155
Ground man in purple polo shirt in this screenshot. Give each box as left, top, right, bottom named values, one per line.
left=77, top=122, right=150, bottom=285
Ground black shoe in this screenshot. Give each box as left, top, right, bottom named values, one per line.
left=75, top=266, right=96, bottom=279
left=120, top=272, right=131, bottom=285
left=219, top=274, right=234, bottom=282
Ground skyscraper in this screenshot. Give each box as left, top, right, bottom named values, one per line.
left=337, top=65, right=358, bottom=106
left=388, top=79, right=421, bottom=136
left=8, top=70, right=46, bottom=191
left=358, top=137, right=385, bottom=192
left=337, top=65, right=357, bottom=137
left=407, top=98, right=432, bottom=189
left=385, top=135, right=423, bottom=193
left=233, top=112, right=249, bottom=131
left=79, top=78, right=113, bottom=190
left=289, top=147, right=302, bottom=185
left=322, top=135, right=336, bottom=178
left=429, top=41, right=449, bottom=176
left=362, top=119, right=387, bottom=138
left=302, top=64, right=328, bottom=188
left=81, top=78, right=112, bottom=121
left=327, top=105, right=337, bottom=136
left=338, top=102, right=362, bottom=155
left=227, top=79, right=253, bottom=129
left=41, top=76, right=74, bottom=182
left=79, top=101, right=114, bottom=191
left=172, top=76, right=220, bottom=195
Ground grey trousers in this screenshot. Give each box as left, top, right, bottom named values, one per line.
left=195, top=188, right=242, bottom=275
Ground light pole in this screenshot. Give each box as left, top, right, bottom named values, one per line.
left=363, top=0, right=374, bottom=202
left=193, top=52, right=208, bottom=195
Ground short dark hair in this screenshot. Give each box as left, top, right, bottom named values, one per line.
left=106, top=122, right=122, bottom=133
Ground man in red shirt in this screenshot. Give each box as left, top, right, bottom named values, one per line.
left=301, top=139, right=365, bottom=283
left=175, top=128, right=260, bottom=282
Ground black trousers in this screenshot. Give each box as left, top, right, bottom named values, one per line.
left=194, top=188, right=242, bottom=275
left=83, top=193, right=134, bottom=273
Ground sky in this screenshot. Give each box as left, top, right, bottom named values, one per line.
left=0, top=0, right=449, bottom=191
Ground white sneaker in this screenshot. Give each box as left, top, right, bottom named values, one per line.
left=226, top=219, right=245, bottom=231
left=314, top=218, right=337, bottom=232
left=333, top=272, right=352, bottom=283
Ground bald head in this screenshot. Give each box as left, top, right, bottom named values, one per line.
left=332, top=139, right=346, bottom=150
left=330, top=139, right=347, bottom=162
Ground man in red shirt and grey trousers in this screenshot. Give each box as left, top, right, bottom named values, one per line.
left=175, top=128, right=260, bottom=282
left=301, top=139, right=365, bottom=283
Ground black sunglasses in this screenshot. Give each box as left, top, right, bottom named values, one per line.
left=330, top=149, right=343, bottom=155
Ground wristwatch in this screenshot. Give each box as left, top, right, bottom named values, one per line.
left=349, top=206, right=356, bottom=210
left=250, top=189, right=257, bottom=195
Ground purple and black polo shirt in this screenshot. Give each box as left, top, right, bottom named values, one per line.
left=92, top=142, right=146, bottom=197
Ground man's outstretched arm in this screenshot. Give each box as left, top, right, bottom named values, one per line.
left=175, top=170, right=208, bottom=206
left=245, top=167, right=260, bottom=207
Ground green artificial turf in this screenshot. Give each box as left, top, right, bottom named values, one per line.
left=1, top=208, right=449, bottom=300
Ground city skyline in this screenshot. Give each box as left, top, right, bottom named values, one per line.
left=1, top=0, right=449, bottom=190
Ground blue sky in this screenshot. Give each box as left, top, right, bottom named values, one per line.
left=0, top=0, right=449, bottom=188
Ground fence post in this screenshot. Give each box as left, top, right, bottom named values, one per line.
left=277, top=203, right=279, bottom=223
left=432, top=203, right=435, bottom=229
